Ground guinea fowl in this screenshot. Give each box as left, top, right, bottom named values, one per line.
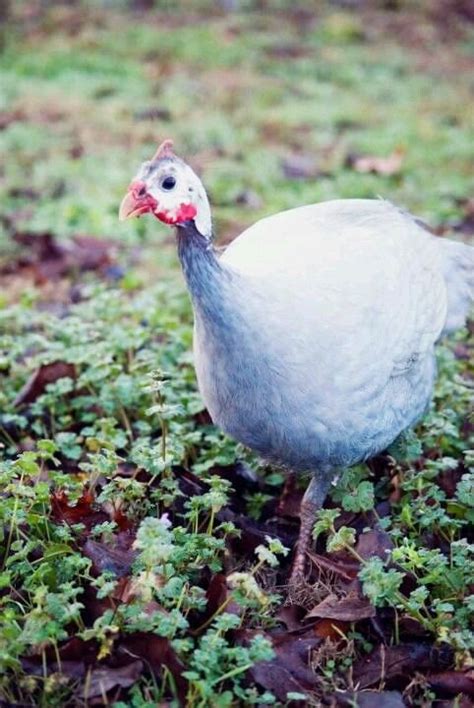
left=120, top=139, right=474, bottom=584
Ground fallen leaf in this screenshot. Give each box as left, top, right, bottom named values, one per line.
left=235, top=190, right=263, bottom=209
left=112, top=506, right=134, bottom=531
left=336, top=690, right=406, bottom=707
left=275, top=605, right=307, bottom=632
left=5, top=231, right=118, bottom=285
left=22, top=657, right=86, bottom=680
left=51, top=488, right=96, bottom=525
left=59, top=636, right=98, bottom=663
left=264, top=43, right=313, bottom=59
left=0, top=109, right=24, bottom=130
left=120, top=633, right=188, bottom=703
left=70, top=235, right=117, bottom=272
left=20, top=636, right=98, bottom=683
left=356, top=528, right=393, bottom=562
left=237, top=629, right=320, bottom=702
left=69, top=144, right=84, bottom=159
left=437, top=465, right=463, bottom=498
left=306, top=591, right=375, bottom=621
left=100, top=498, right=135, bottom=531
left=134, top=107, right=172, bottom=121
left=14, top=361, right=76, bottom=406
left=281, top=154, right=325, bottom=180
left=345, top=148, right=405, bottom=176
left=193, top=408, right=213, bottom=426
left=10, top=231, right=68, bottom=283
left=82, top=585, right=115, bottom=624
left=306, top=551, right=359, bottom=581
left=353, top=643, right=453, bottom=689
left=177, top=468, right=208, bottom=498
left=189, top=573, right=242, bottom=630
left=204, top=573, right=237, bottom=619
left=397, top=615, right=429, bottom=641
left=83, top=539, right=136, bottom=578
left=113, top=574, right=166, bottom=605
left=8, top=187, right=40, bottom=200
left=313, top=617, right=349, bottom=641
left=428, top=669, right=474, bottom=698
left=78, top=660, right=143, bottom=699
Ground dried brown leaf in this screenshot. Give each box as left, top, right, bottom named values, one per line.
left=336, top=690, right=406, bottom=707
left=237, top=629, right=320, bottom=702
left=428, top=669, right=474, bottom=698
left=79, top=661, right=143, bottom=699
left=353, top=643, right=453, bottom=690
left=356, top=528, right=394, bottom=562
left=121, top=633, right=188, bottom=703
left=14, top=361, right=76, bottom=406
left=83, top=539, right=136, bottom=578
left=5, top=231, right=118, bottom=285
left=306, top=551, right=359, bottom=581
left=313, top=617, right=349, bottom=641
left=275, top=605, right=307, bottom=632
left=0, top=109, right=25, bottom=130
left=306, top=591, right=375, bottom=622
left=346, top=148, right=405, bottom=176
left=281, top=154, right=324, bottom=180
left=51, top=488, right=95, bottom=525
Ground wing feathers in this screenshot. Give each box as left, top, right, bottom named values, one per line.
left=436, top=238, right=474, bottom=334
left=221, top=199, right=471, bottom=382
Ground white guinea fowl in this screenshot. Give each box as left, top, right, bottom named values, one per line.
left=120, top=139, right=474, bottom=583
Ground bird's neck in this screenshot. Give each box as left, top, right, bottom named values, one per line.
left=176, top=221, right=236, bottom=326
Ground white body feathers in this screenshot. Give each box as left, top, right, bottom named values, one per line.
left=192, top=199, right=473, bottom=471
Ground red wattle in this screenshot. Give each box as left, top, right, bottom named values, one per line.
left=155, top=203, right=197, bottom=224
left=176, top=202, right=197, bottom=222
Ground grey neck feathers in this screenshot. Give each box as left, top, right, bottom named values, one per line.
left=176, top=221, right=236, bottom=328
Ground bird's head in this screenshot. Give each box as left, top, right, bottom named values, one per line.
left=119, top=139, right=211, bottom=238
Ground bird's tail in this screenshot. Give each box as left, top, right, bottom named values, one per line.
left=437, top=237, right=474, bottom=334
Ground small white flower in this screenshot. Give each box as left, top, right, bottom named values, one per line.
left=159, top=512, right=172, bottom=529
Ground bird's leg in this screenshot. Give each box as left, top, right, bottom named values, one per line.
left=289, top=474, right=332, bottom=585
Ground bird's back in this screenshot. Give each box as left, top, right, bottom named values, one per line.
left=222, top=198, right=472, bottom=344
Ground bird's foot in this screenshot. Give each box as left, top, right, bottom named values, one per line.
left=285, top=554, right=316, bottom=606
left=285, top=545, right=310, bottom=599
left=289, top=548, right=307, bottom=586
left=286, top=474, right=332, bottom=598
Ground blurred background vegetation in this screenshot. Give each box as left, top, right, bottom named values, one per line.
left=1, top=0, right=473, bottom=293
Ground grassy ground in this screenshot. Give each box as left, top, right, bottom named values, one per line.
left=0, top=2, right=473, bottom=706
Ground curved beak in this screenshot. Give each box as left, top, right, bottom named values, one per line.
left=119, top=182, right=156, bottom=221
left=119, top=191, right=140, bottom=221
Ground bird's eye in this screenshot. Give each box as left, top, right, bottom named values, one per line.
left=161, top=176, right=176, bottom=191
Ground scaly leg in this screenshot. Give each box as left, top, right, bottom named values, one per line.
left=289, top=473, right=332, bottom=585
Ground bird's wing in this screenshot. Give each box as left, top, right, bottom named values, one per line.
left=435, top=236, right=474, bottom=334
left=221, top=199, right=448, bottom=378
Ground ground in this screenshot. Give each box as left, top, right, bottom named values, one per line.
left=0, top=1, right=473, bottom=706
